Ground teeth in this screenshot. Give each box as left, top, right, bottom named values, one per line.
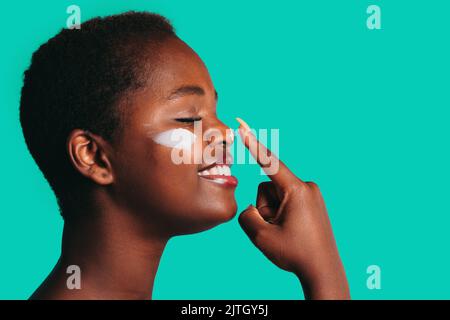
left=209, top=166, right=219, bottom=175
left=198, top=165, right=232, bottom=177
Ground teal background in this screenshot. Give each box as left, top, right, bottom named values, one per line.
left=1, top=0, right=449, bottom=299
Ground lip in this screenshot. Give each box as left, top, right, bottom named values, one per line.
left=198, top=174, right=238, bottom=187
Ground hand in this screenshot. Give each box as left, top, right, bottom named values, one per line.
left=237, top=119, right=350, bottom=300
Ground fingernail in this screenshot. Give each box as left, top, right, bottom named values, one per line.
left=236, top=117, right=251, bottom=132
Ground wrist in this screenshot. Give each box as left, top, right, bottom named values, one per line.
left=294, top=260, right=350, bottom=300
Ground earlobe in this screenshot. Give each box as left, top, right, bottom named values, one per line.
left=67, top=129, right=114, bottom=185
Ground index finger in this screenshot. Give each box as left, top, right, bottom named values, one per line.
left=236, top=117, right=301, bottom=189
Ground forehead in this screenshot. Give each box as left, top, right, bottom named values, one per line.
left=149, top=37, right=215, bottom=100
left=117, top=37, right=216, bottom=137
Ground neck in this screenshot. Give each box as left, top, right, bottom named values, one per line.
left=32, top=197, right=169, bottom=300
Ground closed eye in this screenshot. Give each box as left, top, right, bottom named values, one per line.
left=175, top=117, right=202, bottom=123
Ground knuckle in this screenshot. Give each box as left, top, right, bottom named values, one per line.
left=238, top=211, right=249, bottom=225
left=238, top=209, right=251, bottom=224
left=306, top=181, right=320, bottom=191
left=284, top=180, right=307, bottom=196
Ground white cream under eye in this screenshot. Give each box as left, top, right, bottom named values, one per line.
left=152, top=128, right=197, bottom=151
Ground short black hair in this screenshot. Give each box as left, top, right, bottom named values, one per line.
left=20, top=11, right=176, bottom=215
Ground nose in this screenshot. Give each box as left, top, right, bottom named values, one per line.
left=203, top=118, right=234, bottom=165
left=204, top=118, right=234, bottom=146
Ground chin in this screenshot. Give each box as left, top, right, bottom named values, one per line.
left=174, top=201, right=238, bottom=235
left=212, top=201, right=238, bottom=224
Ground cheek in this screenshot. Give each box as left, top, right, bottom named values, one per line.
left=113, top=141, right=236, bottom=233
left=112, top=140, right=193, bottom=206
left=139, top=146, right=199, bottom=196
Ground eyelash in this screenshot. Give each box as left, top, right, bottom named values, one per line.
left=175, top=117, right=202, bottom=123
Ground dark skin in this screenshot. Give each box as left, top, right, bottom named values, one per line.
left=31, top=36, right=349, bottom=300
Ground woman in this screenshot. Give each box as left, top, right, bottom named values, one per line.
left=20, top=11, right=349, bottom=299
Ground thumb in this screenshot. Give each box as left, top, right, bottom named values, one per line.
left=238, top=205, right=272, bottom=241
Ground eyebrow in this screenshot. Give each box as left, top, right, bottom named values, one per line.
left=167, top=85, right=218, bottom=101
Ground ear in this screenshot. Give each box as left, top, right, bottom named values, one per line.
left=67, top=129, right=114, bottom=186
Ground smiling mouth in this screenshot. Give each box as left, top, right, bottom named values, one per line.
left=197, top=164, right=238, bottom=187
